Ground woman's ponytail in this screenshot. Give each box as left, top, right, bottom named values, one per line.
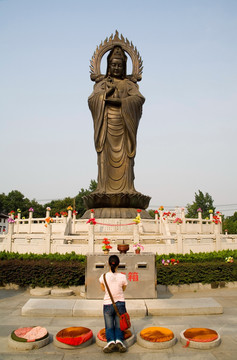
left=109, top=255, right=120, bottom=273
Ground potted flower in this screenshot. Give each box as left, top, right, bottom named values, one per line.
left=173, top=217, right=183, bottom=224
left=102, top=238, right=112, bottom=255
left=133, top=214, right=141, bottom=224
left=60, top=211, right=68, bottom=217
left=163, top=211, right=171, bottom=219
left=45, top=217, right=53, bottom=228
left=162, top=258, right=179, bottom=266
left=213, top=215, right=221, bottom=224
left=8, top=218, right=15, bottom=224
left=162, top=259, right=170, bottom=266
left=170, top=258, right=179, bottom=265
left=133, top=243, right=144, bottom=254
left=90, top=209, right=95, bottom=219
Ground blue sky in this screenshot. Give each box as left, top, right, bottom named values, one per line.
left=1, top=0, right=237, bottom=215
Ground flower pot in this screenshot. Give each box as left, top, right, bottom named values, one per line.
left=103, top=250, right=109, bottom=255
left=135, top=249, right=140, bottom=254
left=117, top=244, right=129, bottom=254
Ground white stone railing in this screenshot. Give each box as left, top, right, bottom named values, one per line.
left=1, top=232, right=237, bottom=255
left=6, top=208, right=223, bottom=237
left=0, top=208, right=231, bottom=255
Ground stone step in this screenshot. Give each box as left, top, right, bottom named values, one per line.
left=21, top=297, right=223, bottom=317
left=145, top=297, right=223, bottom=316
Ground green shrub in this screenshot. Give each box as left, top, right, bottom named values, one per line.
left=156, top=249, right=237, bottom=264
left=157, top=262, right=237, bottom=285
left=0, top=251, right=86, bottom=263
left=0, top=259, right=85, bottom=288
left=0, top=250, right=236, bottom=288
left=1, top=249, right=235, bottom=264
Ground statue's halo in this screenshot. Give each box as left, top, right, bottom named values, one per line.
left=90, top=30, right=143, bottom=83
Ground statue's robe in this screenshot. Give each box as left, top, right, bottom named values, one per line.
left=88, top=78, right=145, bottom=194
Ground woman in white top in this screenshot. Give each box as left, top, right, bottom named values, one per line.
left=99, top=254, right=128, bottom=353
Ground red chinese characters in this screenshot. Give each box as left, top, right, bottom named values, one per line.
left=128, top=272, right=139, bottom=282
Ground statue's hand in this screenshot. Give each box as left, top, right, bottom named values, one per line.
left=113, top=87, right=119, bottom=99
left=106, top=82, right=116, bottom=97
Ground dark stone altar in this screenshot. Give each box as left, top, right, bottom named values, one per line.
left=83, top=31, right=151, bottom=218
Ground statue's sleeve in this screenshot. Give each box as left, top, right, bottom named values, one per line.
left=88, top=82, right=107, bottom=153
left=121, top=81, right=145, bottom=158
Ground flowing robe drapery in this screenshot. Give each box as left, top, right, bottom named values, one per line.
left=88, top=78, right=145, bottom=194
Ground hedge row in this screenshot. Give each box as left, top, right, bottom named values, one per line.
left=1, top=260, right=235, bottom=287
left=155, top=249, right=237, bottom=264
left=0, top=251, right=236, bottom=287
left=0, top=251, right=86, bottom=263
left=1, top=249, right=236, bottom=263
left=0, top=259, right=85, bottom=288
left=157, top=262, right=237, bottom=285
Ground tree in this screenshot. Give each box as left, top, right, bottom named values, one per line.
left=28, top=199, right=45, bottom=218
left=44, top=179, right=98, bottom=218
left=1, top=179, right=97, bottom=219
left=75, top=179, right=98, bottom=217
left=3, top=190, right=26, bottom=212
left=88, top=179, right=97, bottom=192
left=223, top=212, right=237, bottom=234
left=148, top=209, right=155, bottom=219
left=44, top=197, right=74, bottom=216
left=186, top=190, right=215, bottom=219
left=0, top=190, right=45, bottom=218
left=1, top=190, right=29, bottom=217
left=0, top=193, right=6, bottom=213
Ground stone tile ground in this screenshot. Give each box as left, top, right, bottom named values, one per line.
left=0, top=287, right=237, bottom=359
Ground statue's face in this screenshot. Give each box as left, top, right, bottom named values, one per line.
left=109, top=58, right=124, bottom=78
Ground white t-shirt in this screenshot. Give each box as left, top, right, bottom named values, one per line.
left=99, top=272, right=128, bottom=305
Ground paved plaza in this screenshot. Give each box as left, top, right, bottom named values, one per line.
left=0, top=286, right=237, bottom=359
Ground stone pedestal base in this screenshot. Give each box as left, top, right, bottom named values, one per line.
left=180, top=329, right=221, bottom=349
left=8, top=334, right=50, bottom=351
left=137, top=331, right=177, bottom=349
left=82, top=207, right=151, bottom=219
left=96, top=329, right=135, bottom=348
left=83, top=192, right=151, bottom=211
left=53, top=335, right=93, bottom=349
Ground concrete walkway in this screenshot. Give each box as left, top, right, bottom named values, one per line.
left=0, top=287, right=237, bottom=359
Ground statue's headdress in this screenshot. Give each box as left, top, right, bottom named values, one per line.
left=90, top=31, right=143, bottom=83
left=106, top=46, right=127, bottom=78
left=108, top=46, right=127, bottom=63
